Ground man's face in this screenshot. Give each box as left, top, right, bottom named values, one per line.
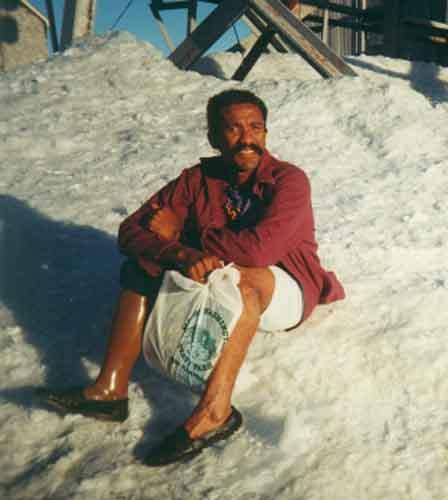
left=217, top=103, right=267, bottom=173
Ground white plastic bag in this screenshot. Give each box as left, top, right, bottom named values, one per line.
left=142, top=265, right=243, bottom=393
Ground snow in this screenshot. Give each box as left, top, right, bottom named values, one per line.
left=1, top=31, right=448, bottom=500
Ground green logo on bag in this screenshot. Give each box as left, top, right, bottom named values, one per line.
left=170, top=307, right=230, bottom=389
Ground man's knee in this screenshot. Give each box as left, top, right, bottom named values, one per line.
left=120, top=259, right=163, bottom=297
left=237, top=266, right=275, bottom=314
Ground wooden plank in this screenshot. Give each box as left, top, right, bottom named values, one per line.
left=404, top=16, right=448, bottom=34
left=232, top=30, right=275, bottom=80
left=249, top=0, right=357, bottom=77
left=245, top=8, right=289, bottom=52
left=322, top=6, right=329, bottom=45
left=169, top=0, right=249, bottom=69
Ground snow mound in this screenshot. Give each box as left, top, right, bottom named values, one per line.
left=1, top=32, right=447, bottom=500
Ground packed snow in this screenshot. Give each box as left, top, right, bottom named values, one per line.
left=1, top=31, right=447, bottom=500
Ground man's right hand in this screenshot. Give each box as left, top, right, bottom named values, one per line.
left=183, top=254, right=224, bottom=283
left=156, top=239, right=223, bottom=283
left=148, top=204, right=224, bottom=282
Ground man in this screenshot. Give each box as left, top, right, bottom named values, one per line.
left=43, top=89, right=345, bottom=466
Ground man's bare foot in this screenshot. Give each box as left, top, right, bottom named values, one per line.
left=184, top=402, right=233, bottom=439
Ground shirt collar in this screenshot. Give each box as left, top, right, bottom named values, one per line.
left=199, top=149, right=276, bottom=195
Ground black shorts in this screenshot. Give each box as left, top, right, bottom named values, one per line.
left=119, top=259, right=163, bottom=296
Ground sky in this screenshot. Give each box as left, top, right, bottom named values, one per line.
left=30, top=0, right=250, bottom=55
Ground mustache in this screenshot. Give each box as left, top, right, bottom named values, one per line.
left=231, top=143, right=264, bottom=155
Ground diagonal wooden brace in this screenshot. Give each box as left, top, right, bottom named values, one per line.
left=168, top=0, right=249, bottom=69
left=248, top=0, right=357, bottom=77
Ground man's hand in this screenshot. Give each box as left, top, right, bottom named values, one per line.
left=149, top=204, right=183, bottom=241
left=183, top=254, right=224, bottom=283
left=150, top=206, right=224, bottom=282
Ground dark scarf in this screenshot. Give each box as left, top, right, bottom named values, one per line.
left=224, top=185, right=263, bottom=231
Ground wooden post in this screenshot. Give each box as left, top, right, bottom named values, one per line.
left=383, top=0, right=401, bottom=58
left=232, top=29, right=275, bottom=80
left=60, top=0, right=96, bottom=51
left=360, top=0, right=366, bottom=54
left=45, top=0, right=59, bottom=52
left=187, top=0, right=198, bottom=35
left=322, top=3, right=330, bottom=45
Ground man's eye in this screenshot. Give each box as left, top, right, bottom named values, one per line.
left=226, top=125, right=239, bottom=133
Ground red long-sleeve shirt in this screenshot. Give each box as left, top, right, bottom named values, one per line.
left=118, top=151, right=345, bottom=321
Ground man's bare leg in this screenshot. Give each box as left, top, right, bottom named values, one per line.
left=184, top=266, right=275, bottom=438
left=83, top=289, right=150, bottom=401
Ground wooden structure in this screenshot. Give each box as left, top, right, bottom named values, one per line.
left=0, top=0, right=49, bottom=72
left=154, top=0, right=356, bottom=78
left=151, top=0, right=448, bottom=77
left=299, top=1, right=448, bottom=64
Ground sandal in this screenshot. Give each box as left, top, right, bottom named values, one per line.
left=38, top=387, right=129, bottom=423
left=144, top=406, right=243, bottom=467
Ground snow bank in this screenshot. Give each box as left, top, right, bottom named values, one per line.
left=1, top=32, right=447, bottom=500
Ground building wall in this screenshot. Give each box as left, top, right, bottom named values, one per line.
left=300, top=0, right=447, bottom=62
left=300, top=0, right=363, bottom=56
left=0, top=2, right=48, bottom=71
left=328, top=0, right=359, bottom=56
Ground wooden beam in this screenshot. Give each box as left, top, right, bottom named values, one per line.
left=404, top=16, right=448, bottom=35
left=45, top=0, right=59, bottom=52
left=249, top=0, right=357, bottom=77
left=322, top=5, right=329, bottom=45
left=169, top=0, right=249, bottom=69
left=245, top=8, right=289, bottom=52
left=232, top=29, right=275, bottom=80
left=151, top=1, right=192, bottom=10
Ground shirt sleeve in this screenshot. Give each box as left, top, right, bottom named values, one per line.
left=117, top=168, right=195, bottom=268
left=200, top=167, right=314, bottom=267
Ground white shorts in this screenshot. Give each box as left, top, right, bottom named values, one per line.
left=258, top=266, right=304, bottom=332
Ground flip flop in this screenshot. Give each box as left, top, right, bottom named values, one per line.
left=144, top=406, right=243, bottom=467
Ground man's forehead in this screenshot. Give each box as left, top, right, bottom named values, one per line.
left=221, top=103, right=265, bottom=121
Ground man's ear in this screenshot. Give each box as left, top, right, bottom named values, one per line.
left=208, top=130, right=220, bottom=150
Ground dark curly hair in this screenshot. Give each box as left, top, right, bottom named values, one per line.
left=207, top=89, right=268, bottom=149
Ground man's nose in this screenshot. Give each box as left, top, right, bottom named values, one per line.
left=239, top=126, right=254, bottom=144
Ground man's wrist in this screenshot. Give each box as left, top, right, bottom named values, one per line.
left=156, top=241, right=203, bottom=271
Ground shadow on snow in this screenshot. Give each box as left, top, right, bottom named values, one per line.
left=0, top=195, right=196, bottom=462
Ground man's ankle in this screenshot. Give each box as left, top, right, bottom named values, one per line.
left=83, top=385, right=127, bottom=401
